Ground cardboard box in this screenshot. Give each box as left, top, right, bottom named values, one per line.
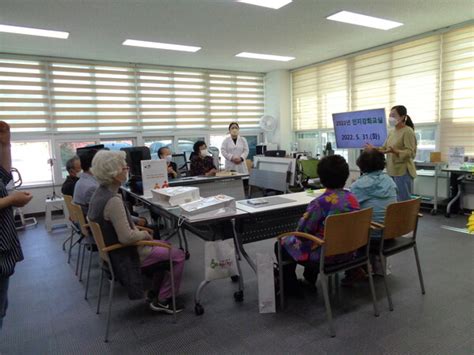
left=430, top=152, right=441, bottom=163
left=151, top=186, right=200, bottom=207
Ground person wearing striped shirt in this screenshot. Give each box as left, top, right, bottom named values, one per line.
left=0, top=121, right=33, bottom=330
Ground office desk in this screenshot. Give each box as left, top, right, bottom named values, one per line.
left=121, top=188, right=321, bottom=315
left=414, top=162, right=448, bottom=215
left=174, top=191, right=320, bottom=315
left=442, top=167, right=474, bottom=217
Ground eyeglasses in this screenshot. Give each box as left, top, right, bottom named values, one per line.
left=122, top=166, right=130, bottom=171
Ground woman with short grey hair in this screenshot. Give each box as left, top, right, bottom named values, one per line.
left=88, top=150, right=185, bottom=313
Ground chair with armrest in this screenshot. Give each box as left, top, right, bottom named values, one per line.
left=172, top=153, right=188, bottom=177
left=277, top=207, right=379, bottom=337
left=370, top=198, right=425, bottom=311
left=62, top=195, right=82, bottom=264
left=88, top=220, right=177, bottom=342
left=298, top=158, right=321, bottom=189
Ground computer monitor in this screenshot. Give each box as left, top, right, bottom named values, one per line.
left=120, top=146, right=151, bottom=177
left=76, top=145, right=105, bottom=172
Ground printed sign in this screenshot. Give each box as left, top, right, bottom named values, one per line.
left=141, top=159, right=168, bottom=197
left=332, top=108, right=387, bottom=149
left=448, top=146, right=465, bottom=169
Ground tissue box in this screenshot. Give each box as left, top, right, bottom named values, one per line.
left=179, top=195, right=236, bottom=219
left=151, top=186, right=200, bottom=207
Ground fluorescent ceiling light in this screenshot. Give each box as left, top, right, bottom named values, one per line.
left=236, top=52, right=295, bottom=62
left=0, top=24, right=69, bottom=39
left=326, top=11, right=403, bottom=30
left=122, top=39, right=201, bottom=52
left=237, top=0, right=292, bottom=10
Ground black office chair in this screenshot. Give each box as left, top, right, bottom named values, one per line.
left=172, top=153, right=189, bottom=176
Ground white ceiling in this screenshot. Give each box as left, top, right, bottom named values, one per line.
left=0, top=0, right=473, bottom=73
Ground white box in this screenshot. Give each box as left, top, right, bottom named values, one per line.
left=179, top=195, right=236, bottom=220
left=151, top=186, right=200, bottom=207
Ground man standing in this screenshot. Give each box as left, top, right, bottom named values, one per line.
left=0, top=121, right=33, bottom=330
left=61, top=156, right=81, bottom=196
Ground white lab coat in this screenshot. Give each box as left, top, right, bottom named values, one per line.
left=221, top=135, right=249, bottom=174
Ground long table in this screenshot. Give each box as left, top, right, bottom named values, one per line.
left=121, top=188, right=321, bottom=315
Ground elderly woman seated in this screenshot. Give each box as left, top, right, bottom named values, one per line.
left=88, top=150, right=185, bottom=313
left=276, top=155, right=361, bottom=296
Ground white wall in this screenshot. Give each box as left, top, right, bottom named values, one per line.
left=17, top=185, right=57, bottom=215
left=264, top=70, right=292, bottom=152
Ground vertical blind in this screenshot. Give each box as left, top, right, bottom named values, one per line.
left=292, top=25, right=474, bottom=157
left=0, top=57, right=264, bottom=133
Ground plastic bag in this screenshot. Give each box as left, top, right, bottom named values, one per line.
left=204, top=239, right=239, bottom=281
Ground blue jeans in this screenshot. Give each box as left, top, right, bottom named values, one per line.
left=393, top=173, right=414, bottom=201
left=0, top=275, right=9, bottom=330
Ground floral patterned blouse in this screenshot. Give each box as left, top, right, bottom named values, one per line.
left=281, top=189, right=360, bottom=264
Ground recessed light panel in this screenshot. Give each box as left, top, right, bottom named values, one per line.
left=0, top=24, right=69, bottom=39
left=122, top=39, right=201, bottom=52
left=327, top=11, right=403, bottom=30
left=236, top=52, right=295, bottom=62
left=238, top=0, right=292, bottom=10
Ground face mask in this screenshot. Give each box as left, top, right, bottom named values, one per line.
left=388, top=116, right=397, bottom=127
left=200, top=149, right=208, bottom=157
left=230, top=128, right=239, bottom=136
left=165, top=155, right=172, bottom=163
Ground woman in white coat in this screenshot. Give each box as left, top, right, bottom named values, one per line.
left=221, top=122, right=249, bottom=174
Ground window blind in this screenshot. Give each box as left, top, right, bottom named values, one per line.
left=292, top=25, right=472, bottom=145
left=0, top=56, right=264, bottom=133
left=292, top=60, right=348, bottom=130
left=0, top=59, right=50, bottom=132
left=440, top=26, right=474, bottom=157
left=208, top=73, right=264, bottom=129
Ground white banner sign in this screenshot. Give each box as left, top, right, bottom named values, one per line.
left=141, top=159, right=168, bottom=197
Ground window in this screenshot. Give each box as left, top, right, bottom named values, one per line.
left=440, top=26, right=474, bottom=157
left=415, top=126, right=437, bottom=162
left=11, top=141, right=52, bottom=185
left=243, top=135, right=258, bottom=160
left=292, top=24, right=474, bottom=159
left=322, top=131, right=349, bottom=161
left=209, top=134, right=227, bottom=163
left=58, top=141, right=96, bottom=178
left=144, top=137, right=173, bottom=160
left=0, top=56, right=264, bottom=134
left=177, top=136, right=205, bottom=158
left=292, top=60, right=348, bottom=130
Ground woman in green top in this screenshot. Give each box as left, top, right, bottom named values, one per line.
left=367, top=105, right=417, bottom=201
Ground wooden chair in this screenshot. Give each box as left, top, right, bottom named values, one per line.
left=277, top=208, right=379, bottom=337
left=62, top=195, right=81, bottom=264
left=370, top=198, right=425, bottom=311
left=88, top=220, right=177, bottom=342
left=245, top=159, right=253, bottom=173
left=68, top=201, right=96, bottom=300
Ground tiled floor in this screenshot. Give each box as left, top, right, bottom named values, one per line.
left=0, top=213, right=472, bottom=354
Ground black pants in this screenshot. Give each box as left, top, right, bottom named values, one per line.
left=274, top=242, right=319, bottom=291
